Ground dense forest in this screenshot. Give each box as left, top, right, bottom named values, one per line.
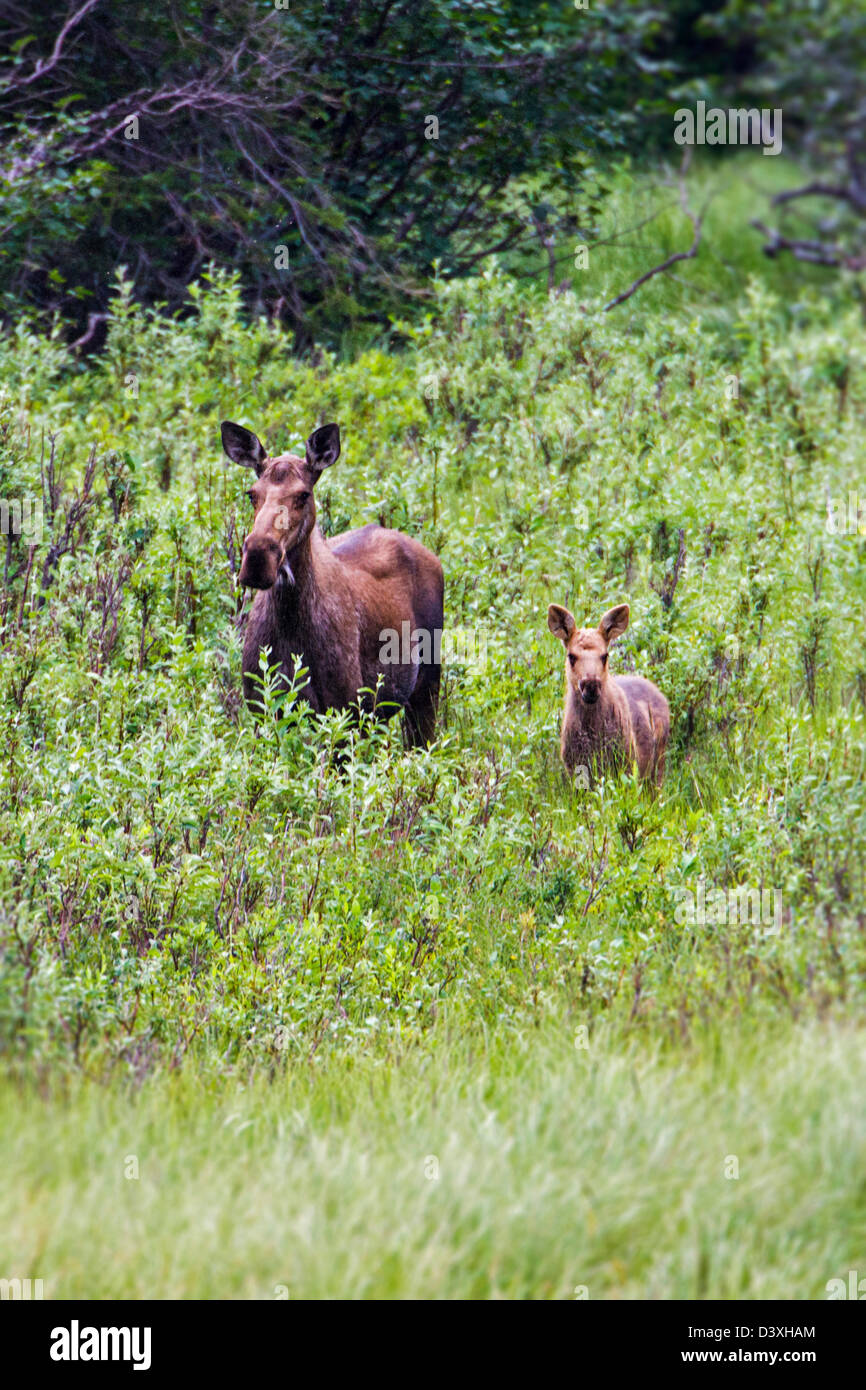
left=2, top=1, right=864, bottom=341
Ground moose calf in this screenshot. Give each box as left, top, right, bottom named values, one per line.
left=547, top=603, right=669, bottom=786
left=222, top=419, right=444, bottom=745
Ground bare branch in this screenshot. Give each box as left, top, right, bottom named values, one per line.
left=771, top=181, right=851, bottom=207
left=751, top=220, right=866, bottom=270
left=4, top=0, right=102, bottom=90
left=69, top=312, right=108, bottom=352
left=604, top=158, right=705, bottom=313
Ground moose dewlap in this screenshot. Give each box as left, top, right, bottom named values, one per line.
left=222, top=420, right=444, bottom=746
left=547, top=602, right=669, bottom=786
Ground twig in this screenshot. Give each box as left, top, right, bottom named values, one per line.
left=603, top=154, right=706, bottom=312
left=6, top=0, right=101, bottom=89
left=70, top=312, right=108, bottom=352
left=751, top=220, right=866, bottom=271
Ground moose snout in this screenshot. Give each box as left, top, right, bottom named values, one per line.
left=239, top=537, right=281, bottom=590
left=578, top=678, right=601, bottom=705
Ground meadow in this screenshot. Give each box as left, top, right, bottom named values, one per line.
left=1, top=163, right=865, bottom=1298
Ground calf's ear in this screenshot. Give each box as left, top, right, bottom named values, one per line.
left=305, top=423, right=341, bottom=481
left=598, top=604, right=630, bottom=643
left=548, top=604, right=576, bottom=644
left=221, top=422, right=267, bottom=475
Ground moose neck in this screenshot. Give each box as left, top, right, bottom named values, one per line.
left=269, top=523, right=329, bottom=624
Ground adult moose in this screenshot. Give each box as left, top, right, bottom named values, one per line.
left=222, top=420, right=443, bottom=745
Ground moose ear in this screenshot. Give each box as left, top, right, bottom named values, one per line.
left=221, top=421, right=267, bottom=475
left=598, top=604, right=630, bottom=643
left=548, top=604, right=576, bottom=644
left=305, top=423, right=341, bottom=480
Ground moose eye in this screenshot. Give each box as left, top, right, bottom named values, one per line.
left=568, top=653, right=577, bottom=667
left=294, top=491, right=311, bottom=509
left=601, top=653, right=608, bottom=665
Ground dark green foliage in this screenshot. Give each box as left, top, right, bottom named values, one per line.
left=0, top=0, right=664, bottom=341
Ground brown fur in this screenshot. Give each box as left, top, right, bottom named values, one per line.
left=222, top=421, right=443, bottom=745
left=547, top=602, right=669, bottom=785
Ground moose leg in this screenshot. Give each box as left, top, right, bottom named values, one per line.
left=404, top=665, right=440, bottom=747
left=653, top=743, right=667, bottom=788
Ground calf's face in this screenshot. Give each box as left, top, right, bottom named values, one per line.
left=220, top=421, right=340, bottom=590
left=548, top=602, right=630, bottom=706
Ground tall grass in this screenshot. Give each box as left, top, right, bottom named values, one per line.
left=2, top=1018, right=864, bottom=1298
